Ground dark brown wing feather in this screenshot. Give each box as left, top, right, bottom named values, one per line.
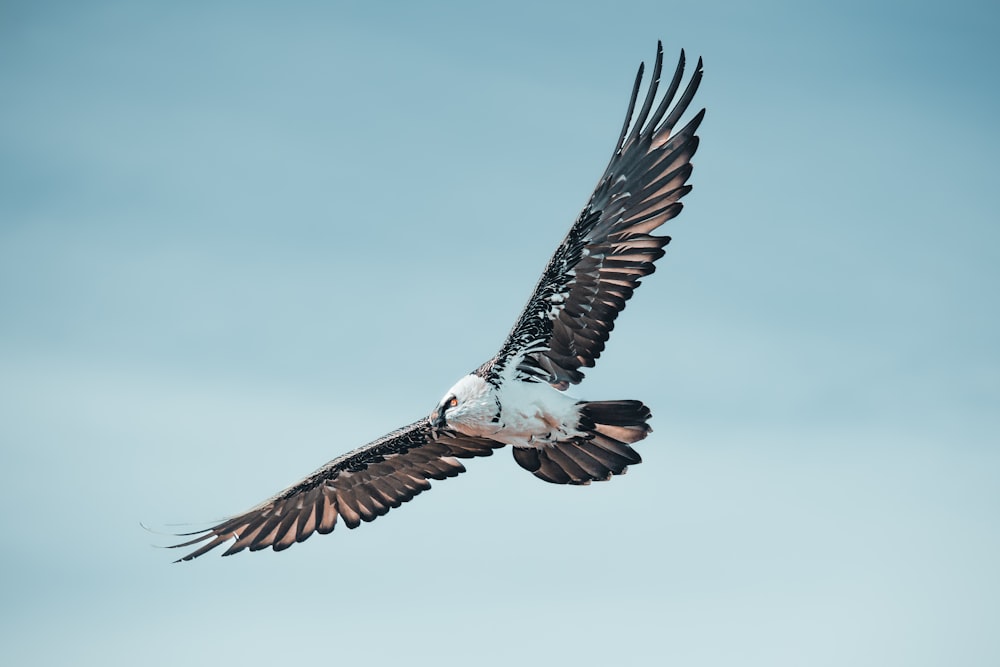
left=169, top=421, right=501, bottom=561
left=481, top=43, right=704, bottom=389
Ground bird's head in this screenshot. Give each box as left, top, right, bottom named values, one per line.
left=430, top=374, right=491, bottom=430
left=431, top=393, right=458, bottom=429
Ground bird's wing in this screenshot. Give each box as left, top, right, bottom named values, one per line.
left=169, top=421, right=501, bottom=561
left=480, top=43, right=704, bottom=389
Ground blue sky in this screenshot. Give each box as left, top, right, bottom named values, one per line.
left=2, top=1, right=998, bottom=665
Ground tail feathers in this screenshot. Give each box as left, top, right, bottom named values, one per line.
left=578, top=399, right=652, bottom=444
left=512, top=399, right=651, bottom=485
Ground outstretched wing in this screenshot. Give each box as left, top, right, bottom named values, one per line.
left=169, top=421, right=501, bottom=561
left=481, top=43, right=704, bottom=389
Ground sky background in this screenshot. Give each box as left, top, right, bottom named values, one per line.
left=2, top=1, right=998, bottom=665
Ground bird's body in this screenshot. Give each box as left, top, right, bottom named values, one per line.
left=435, top=372, right=582, bottom=447
left=171, top=41, right=705, bottom=561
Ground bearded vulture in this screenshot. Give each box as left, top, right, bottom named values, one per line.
left=171, top=42, right=704, bottom=561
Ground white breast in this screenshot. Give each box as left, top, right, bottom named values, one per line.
left=495, top=379, right=583, bottom=447
left=440, top=369, right=584, bottom=448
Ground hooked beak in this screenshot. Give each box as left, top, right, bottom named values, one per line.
left=430, top=408, right=447, bottom=430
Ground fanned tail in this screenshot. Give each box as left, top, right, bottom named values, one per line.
left=512, top=400, right=651, bottom=485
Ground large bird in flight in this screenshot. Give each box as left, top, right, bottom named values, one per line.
left=171, top=42, right=704, bottom=561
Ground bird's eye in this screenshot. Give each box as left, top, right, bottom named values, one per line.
left=448, top=397, right=458, bottom=408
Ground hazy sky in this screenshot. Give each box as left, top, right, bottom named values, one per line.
left=2, top=1, right=998, bottom=665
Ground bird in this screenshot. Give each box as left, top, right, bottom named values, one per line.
left=170, top=41, right=704, bottom=561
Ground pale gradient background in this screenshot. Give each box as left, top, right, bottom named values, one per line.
left=2, top=1, right=998, bottom=665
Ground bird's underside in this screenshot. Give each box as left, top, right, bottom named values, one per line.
left=170, top=41, right=704, bottom=561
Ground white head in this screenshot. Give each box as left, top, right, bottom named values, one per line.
left=430, top=374, right=493, bottom=431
